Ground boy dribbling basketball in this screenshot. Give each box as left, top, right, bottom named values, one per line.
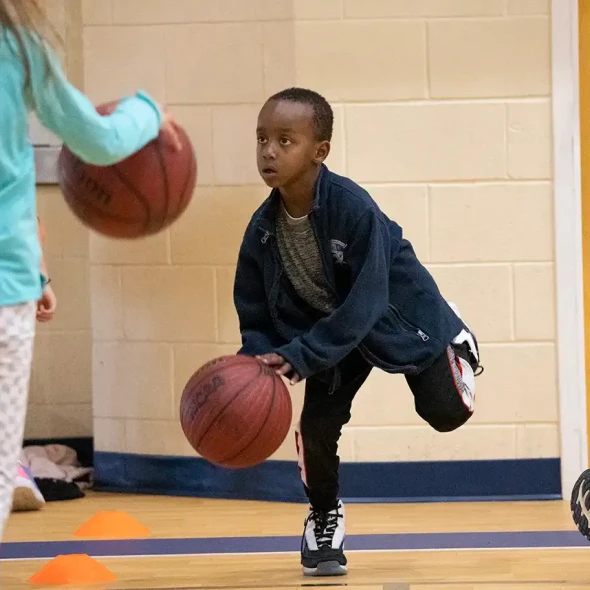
left=233, top=88, right=483, bottom=577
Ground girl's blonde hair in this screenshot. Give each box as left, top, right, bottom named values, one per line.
left=0, top=0, right=57, bottom=91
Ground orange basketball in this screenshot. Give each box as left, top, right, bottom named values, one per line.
left=57, top=101, right=196, bottom=239
left=179, top=355, right=292, bottom=469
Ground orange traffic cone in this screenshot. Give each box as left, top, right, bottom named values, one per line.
left=28, top=554, right=116, bottom=585
left=73, top=510, right=150, bottom=539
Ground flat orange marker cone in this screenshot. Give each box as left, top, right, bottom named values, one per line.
left=73, top=510, right=150, bottom=539
left=28, top=554, right=116, bottom=585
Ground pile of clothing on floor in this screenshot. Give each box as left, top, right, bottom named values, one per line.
left=12, top=444, right=93, bottom=512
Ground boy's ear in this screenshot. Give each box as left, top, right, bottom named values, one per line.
left=314, top=140, right=331, bottom=164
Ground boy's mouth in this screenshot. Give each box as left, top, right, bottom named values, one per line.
left=261, top=166, right=277, bottom=175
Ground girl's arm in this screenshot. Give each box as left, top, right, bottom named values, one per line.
left=36, top=217, right=56, bottom=322
left=24, top=34, right=176, bottom=166
left=37, top=216, right=49, bottom=283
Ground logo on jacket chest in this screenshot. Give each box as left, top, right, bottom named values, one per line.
left=330, top=239, right=347, bottom=264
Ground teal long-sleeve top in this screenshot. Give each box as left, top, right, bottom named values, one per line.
left=0, top=29, right=162, bottom=306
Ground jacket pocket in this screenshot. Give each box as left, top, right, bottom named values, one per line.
left=358, top=305, right=435, bottom=373
left=358, top=343, right=416, bottom=374
left=388, top=305, right=430, bottom=342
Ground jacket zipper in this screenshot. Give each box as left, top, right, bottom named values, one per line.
left=390, top=305, right=430, bottom=342
left=258, top=228, right=292, bottom=341
left=417, top=329, right=429, bottom=342
left=308, top=214, right=339, bottom=298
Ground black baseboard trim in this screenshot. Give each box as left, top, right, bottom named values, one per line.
left=93, top=452, right=561, bottom=503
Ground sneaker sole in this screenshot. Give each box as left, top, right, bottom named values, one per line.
left=303, top=561, right=347, bottom=577
left=571, top=468, right=590, bottom=541
left=12, top=487, right=44, bottom=512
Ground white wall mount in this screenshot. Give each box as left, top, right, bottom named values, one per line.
left=30, top=113, right=62, bottom=185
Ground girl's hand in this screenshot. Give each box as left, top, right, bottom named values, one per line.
left=37, top=284, right=57, bottom=322
left=101, top=99, right=183, bottom=152
left=158, top=107, right=183, bottom=152
left=256, top=353, right=300, bottom=385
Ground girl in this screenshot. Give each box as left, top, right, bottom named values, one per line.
left=0, top=0, right=180, bottom=539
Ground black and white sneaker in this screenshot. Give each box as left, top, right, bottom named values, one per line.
left=301, top=500, right=347, bottom=576
left=448, top=301, right=484, bottom=377
left=571, top=469, right=590, bottom=541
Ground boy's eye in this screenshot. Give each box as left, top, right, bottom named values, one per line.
left=280, top=138, right=292, bottom=146
left=257, top=137, right=267, bottom=144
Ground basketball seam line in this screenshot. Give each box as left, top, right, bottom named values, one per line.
left=153, top=143, right=170, bottom=232
left=110, top=163, right=153, bottom=231
left=217, top=365, right=282, bottom=466
left=191, top=362, right=263, bottom=452
left=174, top=149, right=197, bottom=221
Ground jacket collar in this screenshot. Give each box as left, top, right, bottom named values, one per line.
left=256, top=164, right=329, bottom=234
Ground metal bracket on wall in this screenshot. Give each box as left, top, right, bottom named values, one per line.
left=34, top=146, right=60, bottom=185
left=30, top=113, right=61, bottom=185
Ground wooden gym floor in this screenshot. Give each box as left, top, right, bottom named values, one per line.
left=1, top=492, right=590, bottom=589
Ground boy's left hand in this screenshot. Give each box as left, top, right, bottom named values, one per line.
left=256, top=353, right=300, bottom=385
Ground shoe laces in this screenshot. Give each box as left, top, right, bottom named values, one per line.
left=306, top=505, right=342, bottom=549
left=455, top=341, right=484, bottom=377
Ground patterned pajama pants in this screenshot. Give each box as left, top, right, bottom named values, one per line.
left=0, top=302, right=36, bottom=539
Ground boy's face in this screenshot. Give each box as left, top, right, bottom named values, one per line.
left=256, top=99, right=329, bottom=189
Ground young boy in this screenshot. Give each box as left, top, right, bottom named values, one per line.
left=233, top=88, right=482, bottom=577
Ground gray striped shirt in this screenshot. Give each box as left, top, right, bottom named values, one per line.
left=276, top=203, right=336, bottom=314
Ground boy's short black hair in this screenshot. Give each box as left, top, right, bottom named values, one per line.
left=268, top=87, right=333, bottom=142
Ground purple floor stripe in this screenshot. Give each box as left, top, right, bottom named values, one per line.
left=1, top=530, right=589, bottom=560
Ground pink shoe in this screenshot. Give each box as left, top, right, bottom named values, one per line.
left=12, top=462, right=45, bottom=511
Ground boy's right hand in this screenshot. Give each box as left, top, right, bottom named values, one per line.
left=256, top=353, right=300, bottom=386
